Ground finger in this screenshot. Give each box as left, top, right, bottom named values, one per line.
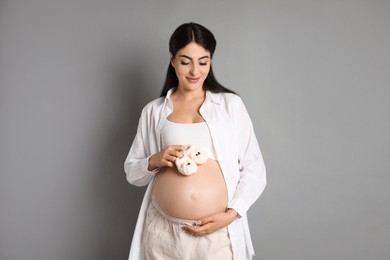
left=161, top=159, right=175, bottom=167
left=168, top=150, right=184, bottom=158
left=164, top=161, right=174, bottom=167
left=197, top=223, right=213, bottom=232
left=198, top=216, right=213, bottom=226
left=169, top=145, right=187, bottom=152
left=184, top=224, right=208, bottom=234
left=168, top=155, right=178, bottom=162
left=197, top=223, right=217, bottom=235
left=186, top=225, right=213, bottom=236
left=164, top=147, right=183, bottom=159
left=183, top=225, right=199, bottom=234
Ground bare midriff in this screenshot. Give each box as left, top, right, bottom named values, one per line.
left=152, top=159, right=228, bottom=220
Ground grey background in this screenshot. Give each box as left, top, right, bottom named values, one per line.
left=1, top=0, right=389, bottom=259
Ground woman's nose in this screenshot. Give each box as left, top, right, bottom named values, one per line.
left=190, top=64, right=198, bottom=75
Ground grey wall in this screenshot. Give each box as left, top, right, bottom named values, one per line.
left=1, top=0, right=389, bottom=259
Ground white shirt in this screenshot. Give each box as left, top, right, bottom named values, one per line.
left=124, top=88, right=267, bottom=260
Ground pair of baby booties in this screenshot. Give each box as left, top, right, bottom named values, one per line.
left=175, top=146, right=208, bottom=176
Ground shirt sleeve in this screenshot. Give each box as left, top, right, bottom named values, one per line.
left=124, top=107, right=159, bottom=187
left=228, top=97, right=267, bottom=217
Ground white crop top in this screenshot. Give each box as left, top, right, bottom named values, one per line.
left=161, top=119, right=217, bottom=160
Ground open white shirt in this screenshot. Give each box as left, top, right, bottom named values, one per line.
left=124, top=88, right=267, bottom=260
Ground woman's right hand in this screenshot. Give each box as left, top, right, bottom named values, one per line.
left=148, top=145, right=187, bottom=171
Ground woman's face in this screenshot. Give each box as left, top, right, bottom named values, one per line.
left=170, top=42, right=211, bottom=92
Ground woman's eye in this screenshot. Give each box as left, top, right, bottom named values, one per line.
left=199, top=63, right=208, bottom=66
left=180, top=61, right=190, bottom=65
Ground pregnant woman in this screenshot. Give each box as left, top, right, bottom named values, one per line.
left=124, top=22, right=267, bottom=260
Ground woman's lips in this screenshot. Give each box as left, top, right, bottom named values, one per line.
left=186, top=77, right=200, bottom=83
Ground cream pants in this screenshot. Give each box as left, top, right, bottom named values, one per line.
left=142, top=200, right=233, bottom=260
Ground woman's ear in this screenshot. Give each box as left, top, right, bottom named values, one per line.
left=170, top=53, right=175, bottom=67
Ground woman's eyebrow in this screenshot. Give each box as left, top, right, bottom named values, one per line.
left=179, top=55, right=210, bottom=60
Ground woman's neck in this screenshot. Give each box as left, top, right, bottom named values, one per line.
left=172, top=87, right=205, bottom=101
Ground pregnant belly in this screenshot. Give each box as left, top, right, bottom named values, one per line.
left=152, top=159, right=228, bottom=220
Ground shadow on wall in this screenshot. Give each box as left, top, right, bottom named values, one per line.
left=90, top=55, right=156, bottom=259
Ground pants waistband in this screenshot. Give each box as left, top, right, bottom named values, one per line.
left=151, top=199, right=198, bottom=226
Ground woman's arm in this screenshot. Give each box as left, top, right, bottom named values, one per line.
left=228, top=96, right=267, bottom=217
left=124, top=107, right=158, bottom=186
left=124, top=105, right=187, bottom=186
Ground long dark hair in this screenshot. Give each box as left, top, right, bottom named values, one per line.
left=160, top=22, right=236, bottom=97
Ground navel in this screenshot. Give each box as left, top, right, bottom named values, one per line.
left=191, top=193, right=197, bottom=200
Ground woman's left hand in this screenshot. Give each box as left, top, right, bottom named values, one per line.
left=183, top=209, right=238, bottom=236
